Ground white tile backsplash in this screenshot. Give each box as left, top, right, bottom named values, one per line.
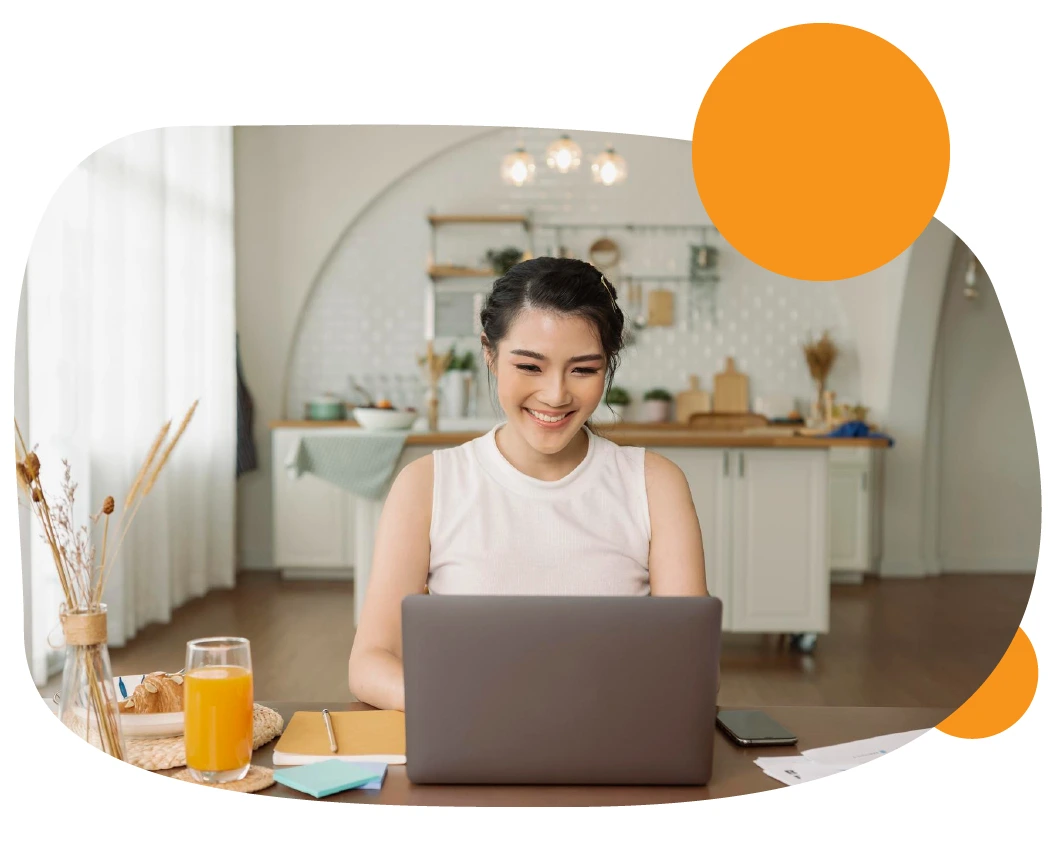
left=286, top=128, right=859, bottom=421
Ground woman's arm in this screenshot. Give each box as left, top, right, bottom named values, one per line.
left=347, top=454, right=433, bottom=711
left=644, top=451, right=720, bottom=692
left=644, top=451, right=709, bottom=596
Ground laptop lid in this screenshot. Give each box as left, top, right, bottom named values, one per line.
left=402, top=595, right=722, bottom=785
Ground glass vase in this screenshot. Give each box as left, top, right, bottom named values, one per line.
left=57, top=604, right=126, bottom=761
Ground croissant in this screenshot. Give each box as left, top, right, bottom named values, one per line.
left=121, top=671, right=184, bottom=714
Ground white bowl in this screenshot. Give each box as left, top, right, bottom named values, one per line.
left=352, top=407, right=418, bottom=430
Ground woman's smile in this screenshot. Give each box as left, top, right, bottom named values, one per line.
left=524, top=407, right=577, bottom=428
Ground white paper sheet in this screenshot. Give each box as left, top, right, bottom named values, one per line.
left=754, top=756, right=849, bottom=786
left=754, top=728, right=931, bottom=786
left=801, top=728, right=929, bottom=767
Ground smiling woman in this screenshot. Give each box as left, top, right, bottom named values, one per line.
left=348, top=257, right=710, bottom=711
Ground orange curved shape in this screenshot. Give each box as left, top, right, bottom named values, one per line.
left=692, top=23, right=950, bottom=281
left=937, top=628, right=1038, bottom=739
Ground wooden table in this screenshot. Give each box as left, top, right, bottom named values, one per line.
left=239, top=702, right=948, bottom=806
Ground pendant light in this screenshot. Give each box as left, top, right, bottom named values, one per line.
left=545, top=134, right=582, bottom=173
left=501, top=145, right=536, bottom=187
left=963, top=255, right=979, bottom=301
left=591, top=145, right=627, bottom=186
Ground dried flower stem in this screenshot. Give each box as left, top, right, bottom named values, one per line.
left=123, top=421, right=170, bottom=513
left=97, top=399, right=198, bottom=600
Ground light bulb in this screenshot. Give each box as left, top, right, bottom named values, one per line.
left=963, top=257, right=979, bottom=300
left=545, top=134, right=582, bottom=173
left=501, top=146, right=536, bottom=187
left=591, top=146, right=627, bottom=186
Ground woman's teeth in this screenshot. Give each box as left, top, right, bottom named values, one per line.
left=527, top=409, right=570, bottom=424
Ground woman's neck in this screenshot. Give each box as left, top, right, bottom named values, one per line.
left=494, top=423, right=590, bottom=481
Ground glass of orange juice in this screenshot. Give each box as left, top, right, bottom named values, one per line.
left=184, top=637, right=254, bottom=783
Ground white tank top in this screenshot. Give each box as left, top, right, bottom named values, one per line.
left=428, top=424, right=651, bottom=596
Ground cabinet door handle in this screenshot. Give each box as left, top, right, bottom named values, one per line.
left=738, top=453, right=745, bottom=478
left=723, top=451, right=729, bottom=477
left=862, top=471, right=868, bottom=491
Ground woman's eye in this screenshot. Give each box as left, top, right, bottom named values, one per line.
left=514, top=363, right=541, bottom=373
left=573, top=367, right=600, bottom=376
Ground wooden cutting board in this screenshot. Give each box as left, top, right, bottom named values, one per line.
left=675, top=375, right=712, bottom=424
left=713, top=357, right=750, bottom=413
left=646, top=289, right=674, bottom=327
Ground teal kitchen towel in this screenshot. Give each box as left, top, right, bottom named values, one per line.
left=285, top=432, right=409, bottom=499
left=273, top=759, right=385, bottom=798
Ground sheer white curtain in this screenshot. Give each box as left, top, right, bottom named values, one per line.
left=25, top=127, right=236, bottom=685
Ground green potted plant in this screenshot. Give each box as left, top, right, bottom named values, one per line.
left=442, top=347, right=477, bottom=418
left=602, top=386, right=631, bottom=422
left=486, top=246, right=524, bottom=276
left=642, top=387, right=673, bottom=423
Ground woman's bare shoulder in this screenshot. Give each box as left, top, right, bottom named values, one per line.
left=389, top=452, right=434, bottom=502
left=643, top=449, right=689, bottom=491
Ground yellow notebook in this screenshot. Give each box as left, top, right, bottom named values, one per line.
left=271, top=710, right=406, bottom=766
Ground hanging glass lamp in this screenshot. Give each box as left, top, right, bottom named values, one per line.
left=591, top=146, right=627, bottom=186
left=501, top=145, right=536, bottom=186
left=545, top=134, right=582, bottom=173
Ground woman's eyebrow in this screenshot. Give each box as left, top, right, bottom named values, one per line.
left=509, top=349, right=604, bottom=363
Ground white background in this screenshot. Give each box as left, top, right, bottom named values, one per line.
left=1, top=1, right=1046, bottom=850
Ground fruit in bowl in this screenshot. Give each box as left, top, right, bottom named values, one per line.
left=352, top=406, right=418, bottom=431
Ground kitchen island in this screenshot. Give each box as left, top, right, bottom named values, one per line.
left=270, top=420, right=889, bottom=647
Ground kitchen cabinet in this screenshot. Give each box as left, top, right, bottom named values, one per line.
left=658, top=448, right=829, bottom=636
left=271, top=423, right=866, bottom=638
left=829, top=447, right=884, bottom=580
left=272, top=429, right=355, bottom=579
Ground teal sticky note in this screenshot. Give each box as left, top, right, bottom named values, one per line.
left=273, top=759, right=383, bottom=798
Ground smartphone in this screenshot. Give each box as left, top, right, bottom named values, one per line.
left=716, top=709, right=798, bottom=746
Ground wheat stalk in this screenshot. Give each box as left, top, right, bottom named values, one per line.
left=143, top=400, right=197, bottom=498
left=124, top=420, right=170, bottom=513
left=96, top=399, right=198, bottom=599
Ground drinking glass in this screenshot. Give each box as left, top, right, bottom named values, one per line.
left=184, top=637, right=254, bottom=783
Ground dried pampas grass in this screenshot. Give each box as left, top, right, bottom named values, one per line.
left=802, top=331, right=839, bottom=397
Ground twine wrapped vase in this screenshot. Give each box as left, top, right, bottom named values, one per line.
left=57, top=604, right=126, bottom=761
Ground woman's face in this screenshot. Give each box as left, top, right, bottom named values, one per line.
left=488, top=307, right=608, bottom=456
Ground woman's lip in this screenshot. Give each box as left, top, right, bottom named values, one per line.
left=523, top=408, right=575, bottom=427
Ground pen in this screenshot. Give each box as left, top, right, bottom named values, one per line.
left=322, top=708, right=338, bottom=753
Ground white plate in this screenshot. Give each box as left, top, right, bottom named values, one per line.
left=115, top=674, right=184, bottom=738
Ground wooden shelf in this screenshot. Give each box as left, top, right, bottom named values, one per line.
left=428, top=214, right=530, bottom=225
left=428, top=265, right=496, bottom=279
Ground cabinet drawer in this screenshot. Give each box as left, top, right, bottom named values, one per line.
left=829, top=446, right=873, bottom=466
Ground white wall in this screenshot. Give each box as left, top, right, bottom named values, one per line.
left=286, top=127, right=859, bottom=424
left=879, top=219, right=958, bottom=577
left=931, top=240, right=1040, bottom=572
left=234, top=125, right=485, bottom=568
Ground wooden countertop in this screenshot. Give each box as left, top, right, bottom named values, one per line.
left=269, top=420, right=891, bottom=448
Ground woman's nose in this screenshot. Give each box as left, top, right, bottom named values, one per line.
left=537, top=373, right=571, bottom=407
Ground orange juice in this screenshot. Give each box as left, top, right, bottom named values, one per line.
left=184, top=665, right=253, bottom=772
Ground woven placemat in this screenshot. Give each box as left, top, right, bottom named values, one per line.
left=68, top=704, right=284, bottom=771
left=169, top=764, right=275, bottom=793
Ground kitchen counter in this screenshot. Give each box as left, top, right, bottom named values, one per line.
left=269, top=420, right=891, bottom=448
left=272, top=420, right=888, bottom=630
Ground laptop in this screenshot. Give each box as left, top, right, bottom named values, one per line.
left=402, top=594, right=722, bottom=785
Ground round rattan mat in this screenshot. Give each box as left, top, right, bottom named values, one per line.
left=169, top=764, right=275, bottom=793
left=69, top=704, right=284, bottom=771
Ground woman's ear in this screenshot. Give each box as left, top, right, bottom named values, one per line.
left=481, top=335, right=495, bottom=371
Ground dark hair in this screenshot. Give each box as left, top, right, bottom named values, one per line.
left=479, top=257, right=626, bottom=403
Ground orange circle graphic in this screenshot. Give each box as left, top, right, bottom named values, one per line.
left=937, top=628, right=1039, bottom=739
left=693, top=23, right=950, bottom=281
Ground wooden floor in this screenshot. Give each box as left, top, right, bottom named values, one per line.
left=56, top=572, right=1034, bottom=709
